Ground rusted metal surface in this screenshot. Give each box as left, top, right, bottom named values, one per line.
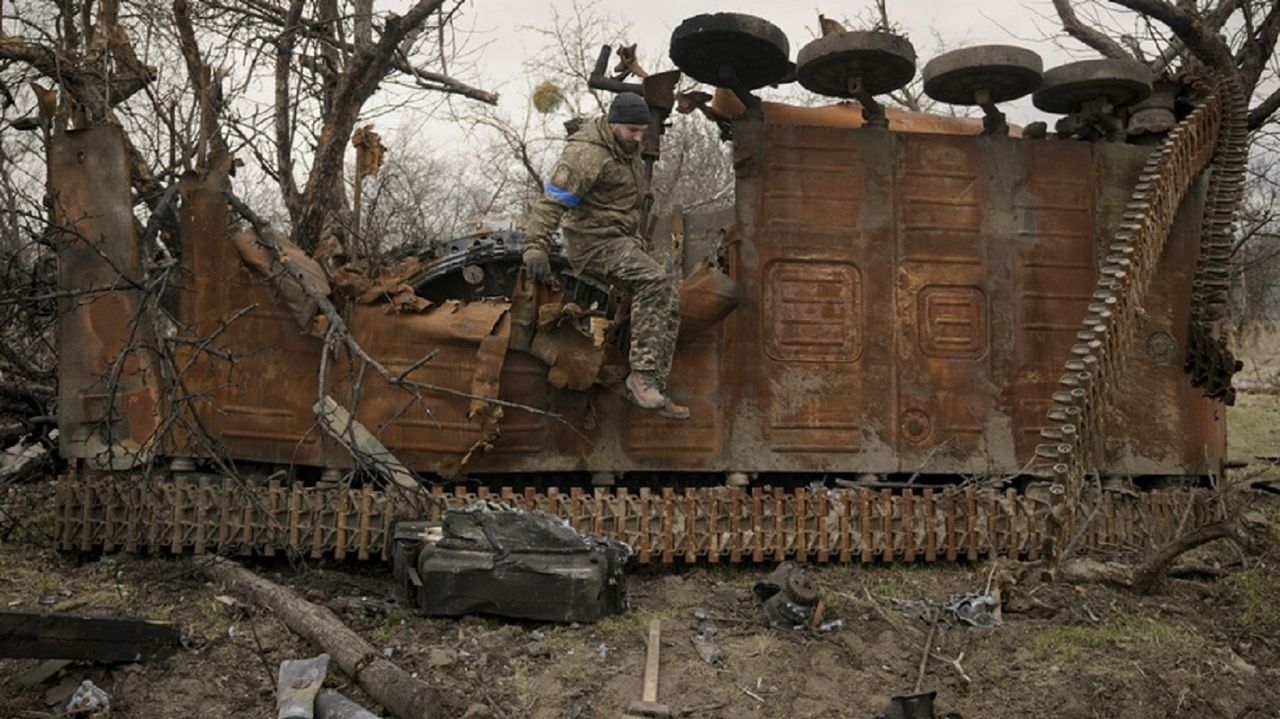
left=146, top=108, right=1225, bottom=480
left=51, top=89, right=1228, bottom=570
left=55, top=474, right=1220, bottom=564
left=50, top=126, right=163, bottom=469
left=171, top=164, right=330, bottom=467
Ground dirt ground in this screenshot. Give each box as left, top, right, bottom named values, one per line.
left=2, top=472, right=1279, bottom=719
left=3, top=336, right=1280, bottom=719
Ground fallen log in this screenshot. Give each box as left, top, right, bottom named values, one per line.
left=203, top=557, right=441, bottom=719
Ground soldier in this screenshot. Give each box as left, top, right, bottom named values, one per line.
left=522, top=92, right=688, bottom=420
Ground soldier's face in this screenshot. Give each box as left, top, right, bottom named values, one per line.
left=610, top=123, right=647, bottom=154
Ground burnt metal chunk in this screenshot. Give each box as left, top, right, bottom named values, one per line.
left=394, top=505, right=630, bottom=624
left=0, top=611, right=181, bottom=663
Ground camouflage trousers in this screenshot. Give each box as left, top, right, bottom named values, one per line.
left=571, top=235, right=680, bottom=389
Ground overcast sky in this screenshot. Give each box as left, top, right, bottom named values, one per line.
left=391, top=0, right=1134, bottom=144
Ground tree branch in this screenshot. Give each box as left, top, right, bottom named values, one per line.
left=275, top=0, right=305, bottom=221
left=1052, top=0, right=1132, bottom=59
left=1106, top=0, right=1237, bottom=73
left=292, top=0, right=446, bottom=252
left=1248, top=83, right=1280, bottom=131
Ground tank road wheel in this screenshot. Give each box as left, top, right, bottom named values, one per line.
left=1033, top=59, right=1153, bottom=114
left=922, top=45, right=1043, bottom=134
left=1033, top=59, right=1152, bottom=141
left=784, top=570, right=820, bottom=606
left=669, top=13, right=792, bottom=105
left=796, top=31, right=916, bottom=127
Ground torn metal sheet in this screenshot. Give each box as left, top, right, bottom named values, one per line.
left=49, top=126, right=163, bottom=470
left=677, top=259, right=738, bottom=342
left=276, top=654, right=330, bottom=719
left=393, top=504, right=630, bottom=623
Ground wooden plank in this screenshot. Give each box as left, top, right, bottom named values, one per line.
left=0, top=611, right=179, bottom=663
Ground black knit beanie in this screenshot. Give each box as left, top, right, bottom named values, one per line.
left=607, top=93, right=650, bottom=125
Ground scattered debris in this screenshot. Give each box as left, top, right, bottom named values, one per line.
left=392, top=504, right=630, bottom=623
left=0, top=610, right=181, bottom=662
left=816, top=619, right=844, bottom=632
left=203, top=557, right=443, bottom=719
left=690, top=619, right=722, bottom=664
left=277, top=654, right=330, bottom=719
left=63, top=679, right=111, bottom=718
left=0, top=440, right=48, bottom=484
left=623, top=619, right=671, bottom=719
left=944, top=593, right=1003, bottom=627
left=753, top=562, right=821, bottom=629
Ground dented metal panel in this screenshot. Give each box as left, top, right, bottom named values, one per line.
left=173, top=163, right=328, bottom=466
left=72, top=108, right=1221, bottom=482
left=51, top=126, right=163, bottom=468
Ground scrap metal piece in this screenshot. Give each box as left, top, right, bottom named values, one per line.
left=404, top=505, right=630, bottom=623
left=753, top=562, right=820, bottom=628
left=1032, top=59, right=1152, bottom=114
left=877, top=691, right=937, bottom=719
left=276, top=654, right=330, bottom=719
left=64, top=679, right=110, bottom=718
left=944, top=593, right=1002, bottom=627
left=50, top=126, right=163, bottom=470
left=669, top=13, right=792, bottom=92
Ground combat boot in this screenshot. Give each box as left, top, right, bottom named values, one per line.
left=657, top=398, right=690, bottom=421
left=625, top=371, right=666, bottom=409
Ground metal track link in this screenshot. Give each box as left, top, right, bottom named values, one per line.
left=1035, top=74, right=1225, bottom=500
left=54, top=476, right=1220, bottom=564
left=1186, top=71, right=1250, bottom=404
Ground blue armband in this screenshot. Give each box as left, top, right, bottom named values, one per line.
left=544, top=183, right=582, bottom=207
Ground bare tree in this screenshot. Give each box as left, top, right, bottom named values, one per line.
left=1046, top=0, right=1280, bottom=327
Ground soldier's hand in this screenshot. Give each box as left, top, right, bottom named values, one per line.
left=523, top=247, right=551, bottom=284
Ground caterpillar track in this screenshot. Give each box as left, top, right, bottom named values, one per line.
left=55, top=475, right=1219, bottom=564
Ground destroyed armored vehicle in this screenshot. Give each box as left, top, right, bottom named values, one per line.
left=53, top=13, right=1240, bottom=566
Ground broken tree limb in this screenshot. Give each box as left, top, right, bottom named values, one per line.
left=203, top=556, right=442, bottom=719
left=1131, top=521, right=1242, bottom=594
left=1055, top=520, right=1245, bottom=594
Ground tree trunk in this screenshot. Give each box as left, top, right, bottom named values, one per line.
left=203, top=557, right=442, bottom=719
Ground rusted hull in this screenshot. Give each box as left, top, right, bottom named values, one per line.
left=58, top=118, right=1224, bottom=482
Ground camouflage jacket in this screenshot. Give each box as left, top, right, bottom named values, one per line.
left=523, top=116, right=645, bottom=262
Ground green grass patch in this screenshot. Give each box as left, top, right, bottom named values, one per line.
left=1028, top=616, right=1202, bottom=666
left=1224, top=568, right=1280, bottom=637
left=864, top=563, right=930, bottom=600
left=1228, top=394, right=1280, bottom=470
left=371, top=608, right=403, bottom=645
left=593, top=606, right=661, bottom=645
